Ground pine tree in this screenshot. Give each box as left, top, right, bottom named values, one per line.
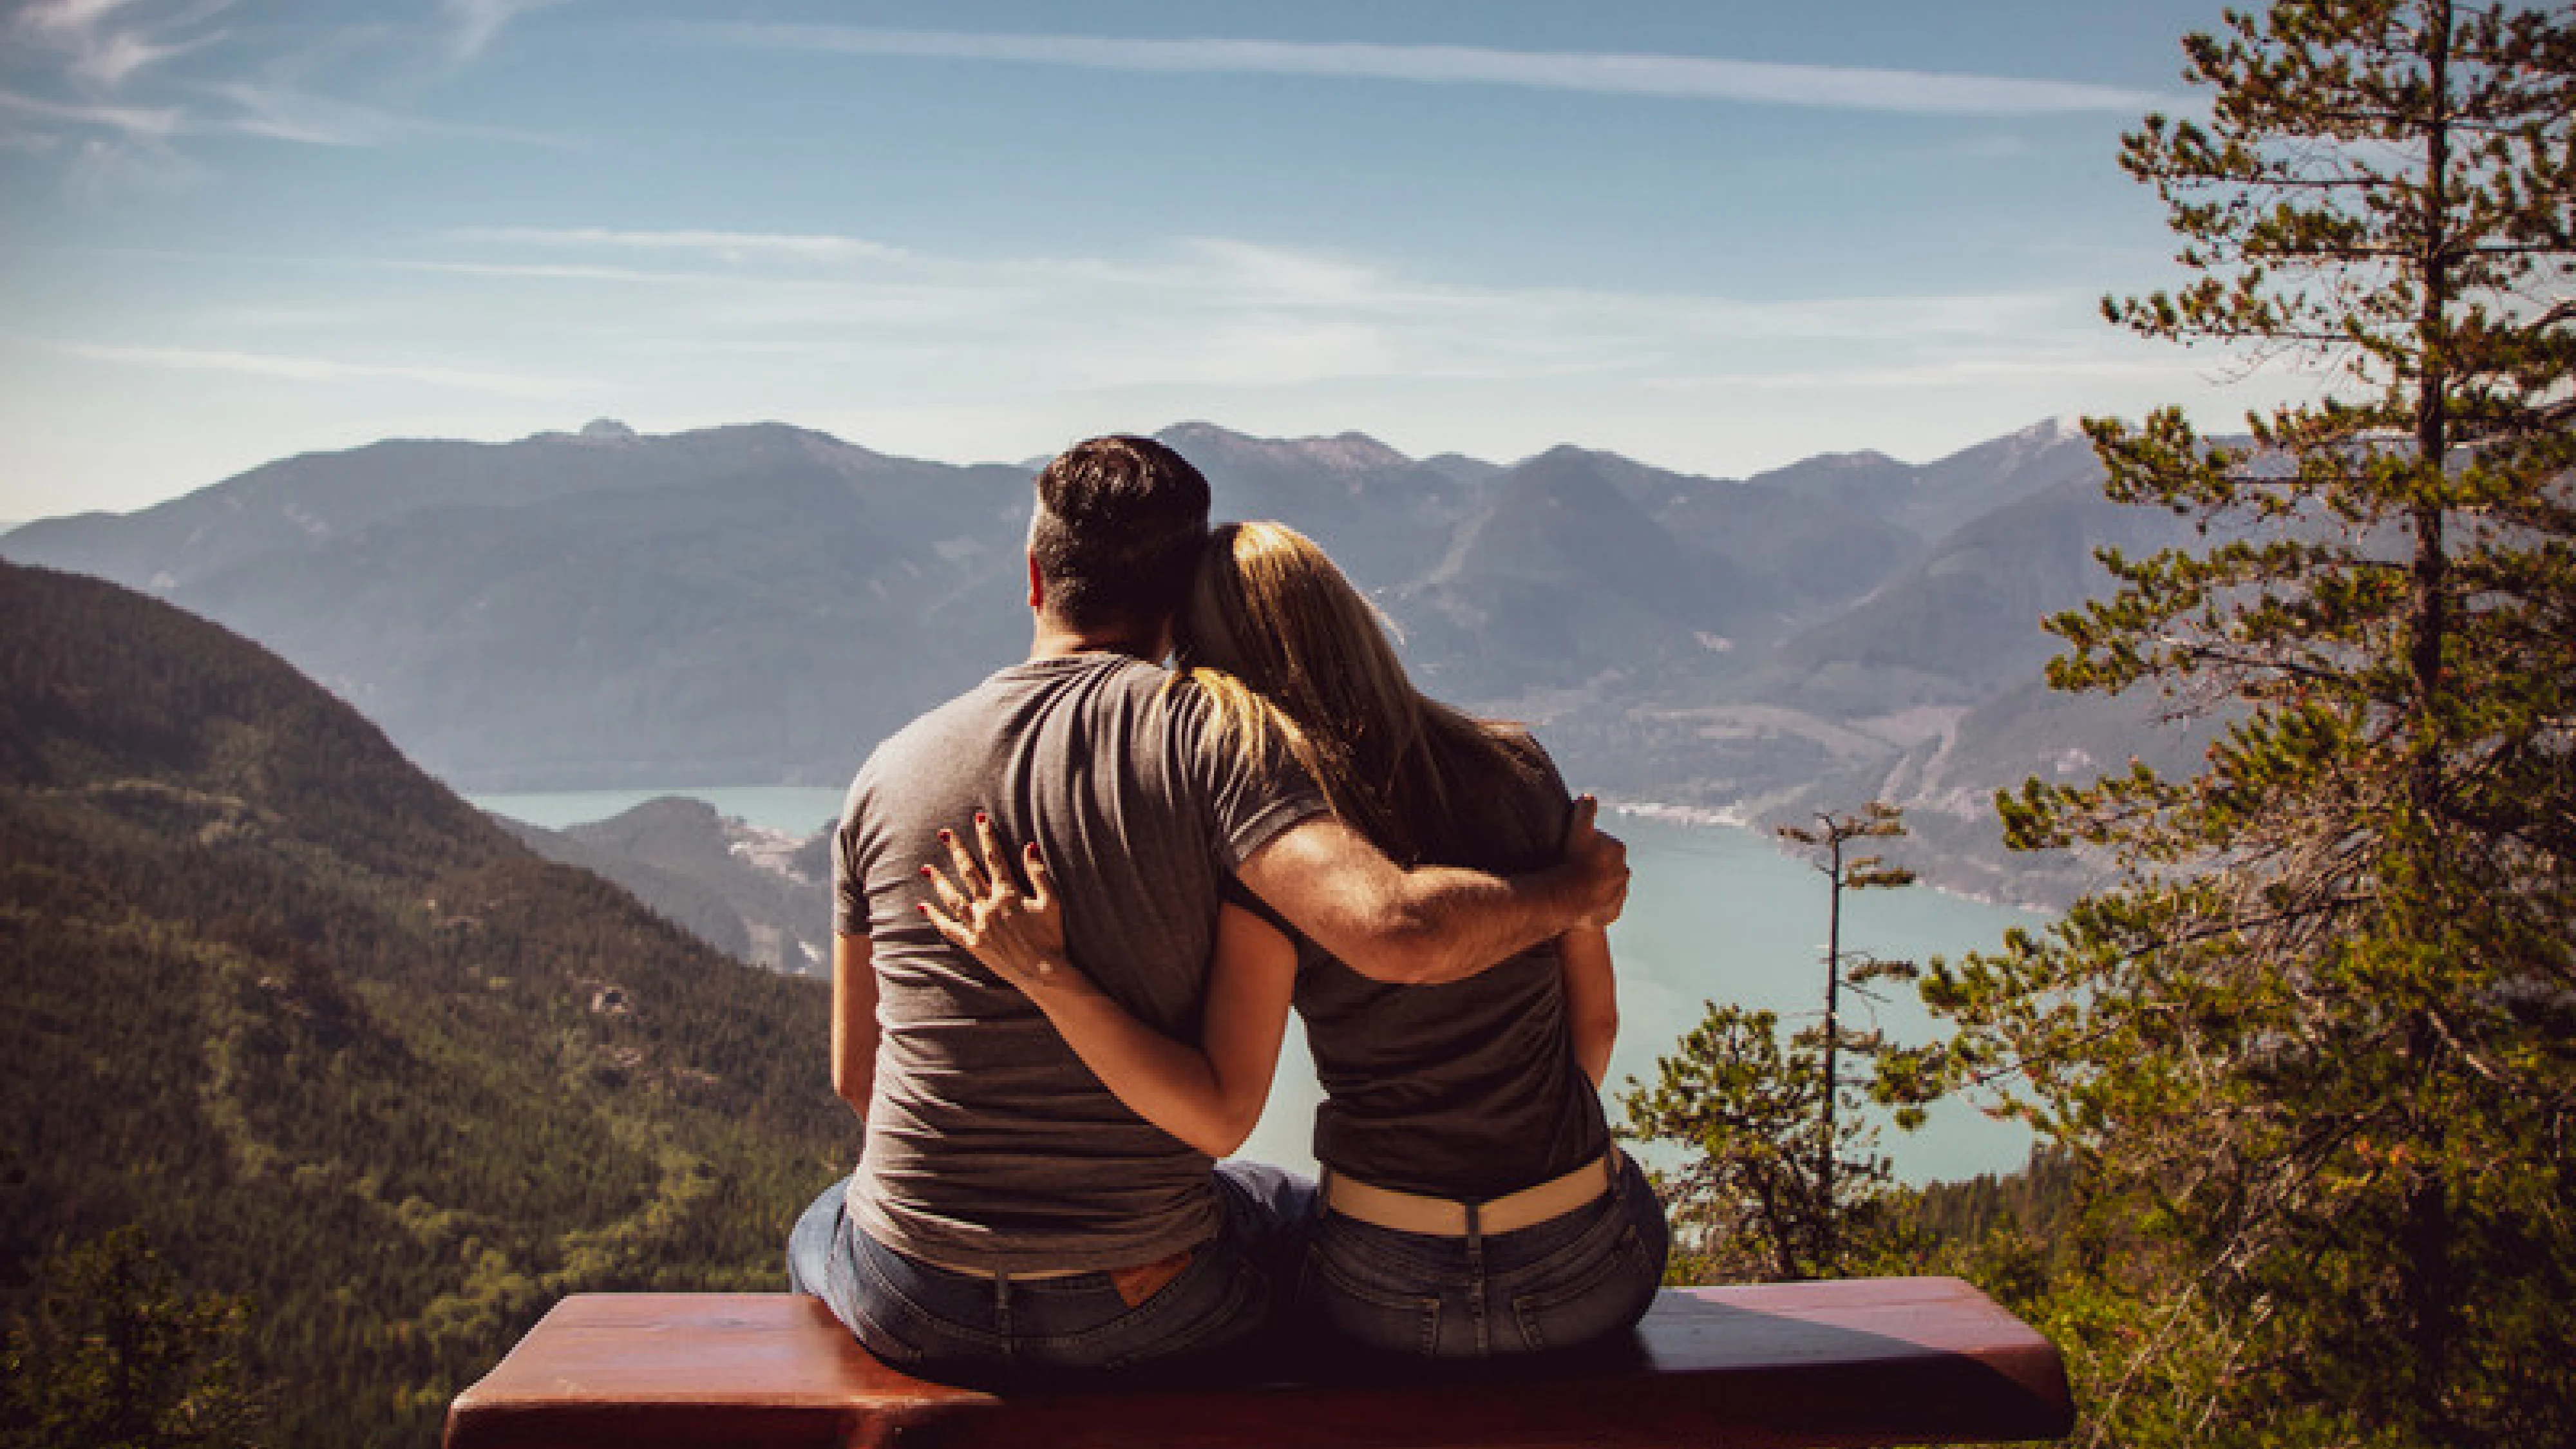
left=1624, top=804, right=1919, bottom=1282
left=1774, top=804, right=1918, bottom=1268
left=0, top=1227, right=267, bottom=1449
left=1911, top=3, right=2575, bottom=1444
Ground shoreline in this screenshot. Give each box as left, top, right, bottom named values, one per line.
left=1604, top=797, right=2056, bottom=918
left=1599, top=798, right=1753, bottom=831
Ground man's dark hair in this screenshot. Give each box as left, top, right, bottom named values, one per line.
left=1029, top=435, right=1212, bottom=630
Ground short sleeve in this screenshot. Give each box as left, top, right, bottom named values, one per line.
left=831, top=767, right=875, bottom=938
left=1174, top=683, right=1329, bottom=869
left=1220, top=872, right=1300, bottom=943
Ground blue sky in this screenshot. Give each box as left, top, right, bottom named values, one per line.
left=1, top=0, right=2324, bottom=520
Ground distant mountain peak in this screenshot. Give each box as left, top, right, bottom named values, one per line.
left=1812, top=449, right=1901, bottom=470
left=2011, top=415, right=2087, bottom=445
left=1158, top=421, right=1410, bottom=471
left=579, top=417, right=638, bottom=442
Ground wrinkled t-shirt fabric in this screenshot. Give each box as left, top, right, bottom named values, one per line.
left=1270, top=732, right=1611, bottom=1199
left=836, top=652, right=1324, bottom=1273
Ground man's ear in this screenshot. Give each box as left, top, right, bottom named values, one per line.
left=1027, top=552, right=1044, bottom=612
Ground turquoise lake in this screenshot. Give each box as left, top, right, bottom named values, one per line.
left=469, top=788, right=2046, bottom=1186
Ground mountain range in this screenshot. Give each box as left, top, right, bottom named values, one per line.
left=3, top=415, right=2216, bottom=905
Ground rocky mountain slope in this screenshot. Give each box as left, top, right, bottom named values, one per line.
left=495, top=796, right=832, bottom=977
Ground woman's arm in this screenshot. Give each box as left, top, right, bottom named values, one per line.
left=1558, top=925, right=1618, bottom=1089
left=922, top=815, right=1296, bottom=1157
left=831, top=932, right=880, bottom=1120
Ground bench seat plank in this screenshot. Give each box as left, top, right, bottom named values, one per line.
left=444, top=1277, right=2072, bottom=1449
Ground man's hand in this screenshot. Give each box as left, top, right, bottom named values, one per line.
left=1237, top=793, right=1632, bottom=987
left=1562, top=795, right=1629, bottom=929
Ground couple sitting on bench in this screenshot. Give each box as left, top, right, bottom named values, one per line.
left=788, top=435, right=1663, bottom=1386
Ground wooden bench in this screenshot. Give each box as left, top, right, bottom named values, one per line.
left=444, top=1277, right=2073, bottom=1448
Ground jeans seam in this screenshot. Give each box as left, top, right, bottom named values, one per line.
left=846, top=1239, right=969, bottom=1362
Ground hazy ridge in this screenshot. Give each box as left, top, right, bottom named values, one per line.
left=2, top=416, right=2213, bottom=905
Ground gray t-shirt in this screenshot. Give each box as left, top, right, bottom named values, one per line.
left=835, top=652, right=1323, bottom=1273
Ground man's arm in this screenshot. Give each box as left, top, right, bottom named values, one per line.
left=1234, top=795, right=1628, bottom=987
left=831, top=933, right=880, bottom=1121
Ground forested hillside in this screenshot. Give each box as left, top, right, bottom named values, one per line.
left=0, top=562, right=852, bottom=1448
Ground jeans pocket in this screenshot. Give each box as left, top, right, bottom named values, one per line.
left=1307, top=1239, right=1445, bottom=1357
left=1506, top=1188, right=1668, bottom=1354
left=845, top=1237, right=981, bottom=1367
left=1081, top=1251, right=1268, bottom=1372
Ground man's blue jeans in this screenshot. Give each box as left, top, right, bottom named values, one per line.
left=1299, top=1150, right=1669, bottom=1358
left=788, top=1162, right=1316, bottom=1385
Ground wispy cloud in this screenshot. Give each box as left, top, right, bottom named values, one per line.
left=372, top=225, right=2103, bottom=406
left=0, top=80, right=185, bottom=137
left=400, top=259, right=716, bottom=286
left=450, top=227, right=906, bottom=263
left=69, top=21, right=220, bottom=87
left=1648, top=354, right=2210, bottom=393
left=443, top=0, right=564, bottom=62
left=3, top=1, right=570, bottom=172
left=680, top=26, right=2163, bottom=116
left=198, top=80, right=579, bottom=150
left=56, top=340, right=590, bottom=395
left=206, top=79, right=388, bottom=146
left=15, top=0, right=147, bottom=43
left=12, top=0, right=226, bottom=90
left=399, top=227, right=2081, bottom=353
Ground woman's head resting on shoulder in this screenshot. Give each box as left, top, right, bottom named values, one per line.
left=1177, top=521, right=1418, bottom=760
left=1177, top=522, right=1535, bottom=862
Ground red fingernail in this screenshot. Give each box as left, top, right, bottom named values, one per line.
left=918, top=864, right=933, bottom=877
left=976, top=811, right=990, bottom=825
left=937, top=829, right=952, bottom=842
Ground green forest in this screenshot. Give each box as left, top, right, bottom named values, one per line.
left=0, top=562, right=855, bottom=1448
left=1623, top=4, right=2574, bottom=1446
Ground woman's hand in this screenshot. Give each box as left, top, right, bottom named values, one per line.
left=924, top=814, right=1296, bottom=1159
left=919, top=813, right=1076, bottom=998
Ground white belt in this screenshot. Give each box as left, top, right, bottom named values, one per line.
left=1323, top=1151, right=1621, bottom=1238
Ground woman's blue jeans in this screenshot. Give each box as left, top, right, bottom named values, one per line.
left=787, top=1162, right=1316, bottom=1386
left=1299, top=1150, right=1669, bottom=1358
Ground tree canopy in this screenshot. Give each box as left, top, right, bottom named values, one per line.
left=1909, top=3, right=2574, bottom=1444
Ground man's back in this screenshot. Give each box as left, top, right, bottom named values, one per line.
left=835, top=652, right=1320, bottom=1273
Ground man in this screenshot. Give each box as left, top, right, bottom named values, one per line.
left=787, top=435, right=1627, bottom=1383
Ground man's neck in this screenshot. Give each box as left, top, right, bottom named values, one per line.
left=1028, top=614, right=1165, bottom=663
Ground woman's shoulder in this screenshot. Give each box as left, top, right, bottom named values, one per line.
left=1408, top=715, right=1571, bottom=867
left=1471, top=721, right=1567, bottom=802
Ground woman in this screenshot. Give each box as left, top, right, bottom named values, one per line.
left=922, top=521, right=1667, bottom=1358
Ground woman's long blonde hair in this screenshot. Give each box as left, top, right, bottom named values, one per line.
left=1174, top=521, right=1537, bottom=864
